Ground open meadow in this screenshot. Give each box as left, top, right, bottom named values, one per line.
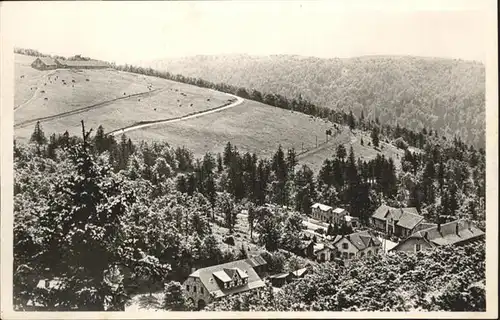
left=15, top=53, right=408, bottom=172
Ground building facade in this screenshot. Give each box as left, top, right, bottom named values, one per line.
left=331, top=231, right=382, bottom=260
left=183, top=259, right=265, bottom=309
left=390, top=220, right=485, bottom=253
left=371, top=205, right=425, bottom=238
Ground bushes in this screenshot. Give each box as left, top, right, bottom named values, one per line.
left=394, top=137, right=409, bottom=150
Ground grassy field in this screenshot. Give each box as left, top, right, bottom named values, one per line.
left=125, top=100, right=339, bottom=161
left=125, top=100, right=406, bottom=171
left=14, top=54, right=232, bottom=141
left=15, top=53, right=408, bottom=171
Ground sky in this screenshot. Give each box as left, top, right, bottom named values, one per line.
left=2, top=0, right=493, bottom=65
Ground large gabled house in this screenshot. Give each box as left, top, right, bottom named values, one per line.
left=390, top=220, right=485, bottom=253
left=31, top=57, right=58, bottom=70
left=183, top=259, right=265, bottom=310
left=371, top=205, right=425, bottom=238
left=331, top=231, right=382, bottom=260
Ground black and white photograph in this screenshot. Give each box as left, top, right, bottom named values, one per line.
left=0, top=0, right=497, bottom=318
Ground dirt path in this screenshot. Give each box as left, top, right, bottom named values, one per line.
left=14, top=87, right=167, bottom=129
left=15, top=70, right=57, bottom=112
left=108, top=93, right=244, bottom=136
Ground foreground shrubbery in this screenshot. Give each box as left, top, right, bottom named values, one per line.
left=206, top=241, right=485, bottom=311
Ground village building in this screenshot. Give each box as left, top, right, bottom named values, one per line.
left=31, top=57, right=58, bottom=70
left=268, top=272, right=293, bottom=287
left=311, top=203, right=350, bottom=225
left=332, top=207, right=349, bottom=225
left=311, top=203, right=333, bottom=222
left=331, top=231, right=382, bottom=260
left=344, top=214, right=359, bottom=229
left=371, top=204, right=425, bottom=238
left=183, top=259, right=265, bottom=310
left=313, top=242, right=336, bottom=262
left=245, top=255, right=268, bottom=277
left=269, top=267, right=310, bottom=288
left=390, top=220, right=485, bottom=253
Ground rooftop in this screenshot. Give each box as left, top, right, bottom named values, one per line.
left=311, top=203, right=333, bottom=211
left=411, top=220, right=484, bottom=247
left=189, top=259, right=264, bottom=297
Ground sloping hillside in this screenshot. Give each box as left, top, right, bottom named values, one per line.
left=14, top=54, right=232, bottom=140
left=141, top=54, right=485, bottom=147
left=15, top=53, right=412, bottom=172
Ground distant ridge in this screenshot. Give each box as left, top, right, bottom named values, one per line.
left=140, top=54, right=485, bottom=147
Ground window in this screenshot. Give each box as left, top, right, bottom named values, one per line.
left=415, top=243, right=421, bottom=252
left=360, top=252, right=365, bottom=258
left=200, top=288, right=204, bottom=294
left=342, top=252, right=348, bottom=259
left=193, top=286, right=197, bottom=293
left=367, top=250, right=372, bottom=256
left=186, top=285, right=190, bottom=292
left=342, top=243, right=348, bottom=249
left=349, top=253, right=355, bottom=259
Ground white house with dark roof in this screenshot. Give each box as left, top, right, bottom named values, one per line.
left=390, top=220, right=485, bottom=253
left=371, top=204, right=425, bottom=238
left=331, top=231, right=382, bottom=260
left=183, top=259, right=265, bottom=309
left=311, top=203, right=333, bottom=222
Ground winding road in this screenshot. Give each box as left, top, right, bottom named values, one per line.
left=107, top=92, right=244, bottom=136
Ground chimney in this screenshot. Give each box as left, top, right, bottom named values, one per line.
left=455, top=223, right=460, bottom=235
left=191, top=267, right=197, bottom=274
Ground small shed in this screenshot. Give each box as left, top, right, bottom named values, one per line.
left=268, top=272, right=293, bottom=287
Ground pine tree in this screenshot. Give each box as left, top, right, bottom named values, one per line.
left=336, top=144, right=347, bottom=162
left=348, top=110, right=356, bottom=130
left=93, top=125, right=107, bottom=154
left=216, top=192, right=237, bottom=233
left=371, top=127, right=380, bottom=148
left=30, top=121, right=47, bottom=145
left=163, top=281, right=187, bottom=311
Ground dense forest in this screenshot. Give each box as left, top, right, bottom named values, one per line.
left=142, top=54, right=486, bottom=147
left=14, top=118, right=485, bottom=310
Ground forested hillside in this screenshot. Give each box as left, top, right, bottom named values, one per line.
left=143, top=55, right=485, bottom=147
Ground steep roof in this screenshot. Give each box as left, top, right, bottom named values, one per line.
left=333, top=207, right=347, bottom=214
left=396, top=210, right=425, bottom=230
left=35, top=57, right=57, bottom=66
left=189, top=259, right=264, bottom=298
left=333, top=231, right=381, bottom=251
left=391, top=220, right=485, bottom=251
left=313, top=242, right=333, bottom=253
left=268, top=272, right=291, bottom=279
left=245, top=255, right=267, bottom=268
left=311, top=203, right=333, bottom=211
left=414, top=220, right=484, bottom=246
left=291, top=268, right=309, bottom=278
left=372, top=204, right=391, bottom=220
left=414, top=222, right=438, bottom=232
left=372, top=205, right=421, bottom=225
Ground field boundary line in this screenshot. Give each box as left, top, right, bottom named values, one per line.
left=14, top=87, right=166, bottom=129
